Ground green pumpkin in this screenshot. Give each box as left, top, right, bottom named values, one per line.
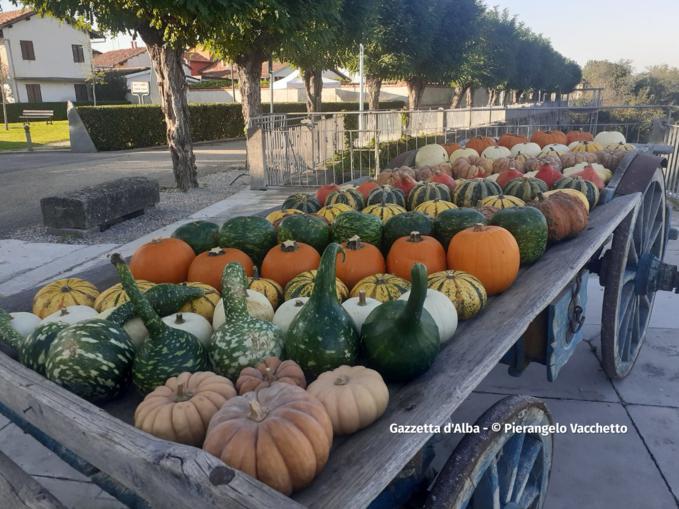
left=277, top=214, right=331, bottom=253
left=490, top=207, right=548, bottom=265
left=366, top=185, right=406, bottom=208
left=209, top=263, right=283, bottom=380
left=45, top=319, right=135, bottom=402
left=553, top=176, right=600, bottom=208
left=453, top=179, right=502, bottom=207
left=171, top=221, right=219, bottom=254
left=434, top=208, right=487, bottom=249
left=21, top=322, right=68, bottom=375
left=407, top=182, right=451, bottom=210
left=282, top=193, right=321, bottom=213
left=285, top=243, right=359, bottom=378
left=0, top=307, right=23, bottom=353
left=105, top=284, right=205, bottom=327
left=111, top=254, right=210, bottom=394
left=219, top=216, right=277, bottom=265
left=362, top=263, right=439, bottom=382
left=503, top=177, right=548, bottom=202
left=332, top=211, right=383, bottom=247
left=325, top=188, right=365, bottom=209
left=382, top=211, right=434, bottom=252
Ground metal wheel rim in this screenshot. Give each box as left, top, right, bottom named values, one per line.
left=601, top=169, right=666, bottom=378
left=426, top=396, right=553, bottom=509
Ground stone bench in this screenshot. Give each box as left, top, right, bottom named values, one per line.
left=40, top=177, right=160, bottom=234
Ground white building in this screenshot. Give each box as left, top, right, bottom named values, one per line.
left=0, top=8, right=95, bottom=103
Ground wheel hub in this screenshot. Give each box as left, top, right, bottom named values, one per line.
left=636, top=253, right=679, bottom=295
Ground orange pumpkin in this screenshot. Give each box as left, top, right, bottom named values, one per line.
left=447, top=224, right=519, bottom=295
left=466, top=136, right=496, bottom=154
left=441, top=142, right=461, bottom=156
left=387, top=231, right=446, bottom=281
left=530, top=130, right=567, bottom=148
left=316, top=184, right=340, bottom=205
left=261, top=240, right=320, bottom=287
left=187, top=247, right=254, bottom=291
left=498, top=133, right=527, bottom=149
left=130, top=238, right=196, bottom=283
left=357, top=179, right=380, bottom=200
left=566, top=130, right=593, bottom=145
left=336, top=235, right=386, bottom=290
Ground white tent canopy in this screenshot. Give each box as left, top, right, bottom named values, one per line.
left=272, top=69, right=341, bottom=90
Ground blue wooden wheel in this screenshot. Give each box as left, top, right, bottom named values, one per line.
left=425, top=395, right=553, bottom=509
left=601, top=167, right=666, bottom=378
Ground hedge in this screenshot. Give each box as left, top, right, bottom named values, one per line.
left=76, top=101, right=406, bottom=151
left=0, top=101, right=127, bottom=123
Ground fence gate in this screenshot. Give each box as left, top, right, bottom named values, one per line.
left=664, top=124, right=679, bottom=198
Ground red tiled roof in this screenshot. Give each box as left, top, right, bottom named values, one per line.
left=0, top=8, right=34, bottom=28
left=93, top=47, right=147, bottom=68
left=184, top=51, right=211, bottom=63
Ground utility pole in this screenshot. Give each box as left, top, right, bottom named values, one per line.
left=0, top=64, right=8, bottom=130
left=269, top=58, right=274, bottom=113
left=358, top=43, right=364, bottom=131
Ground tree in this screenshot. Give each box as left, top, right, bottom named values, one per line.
left=88, top=70, right=129, bottom=102
left=207, top=1, right=337, bottom=126
left=582, top=60, right=634, bottom=104
left=22, top=1, right=234, bottom=191
left=633, top=65, right=679, bottom=105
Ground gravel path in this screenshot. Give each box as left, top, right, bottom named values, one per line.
left=7, top=169, right=250, bottom=245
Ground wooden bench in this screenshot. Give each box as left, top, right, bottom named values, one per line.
left=19, top=110, right=54, bottom=124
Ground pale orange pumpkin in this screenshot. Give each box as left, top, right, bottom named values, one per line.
left=498, top=133, right=528, bottom=149
left=530, top=130, right=567, bottom=148
left=566, top=130, right=593, bottom=145
left=130, top=238, right=196, bottom=283
left=235, top=356, right=307, bottom=394
left=466, top=136, right=496, bottom=154
left=387, top=231, right=446, bottom=281
left=447, top=224, right=520, bottom=295
left=203, top=383, right=333, bottom=495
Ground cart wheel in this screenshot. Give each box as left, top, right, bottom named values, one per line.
left=601, top=167, right=666, bottom=378
left=425, top=395, right=553, bottom=509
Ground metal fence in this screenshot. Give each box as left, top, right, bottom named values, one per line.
left=247, top=104, right=678, bottom=189
left=663, top=124, right=679, bottom=197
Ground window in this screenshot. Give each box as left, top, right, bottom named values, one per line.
left=26, top=84, right=42, bottom=102
left=20, top=40, right=35, bottom=60
left=74, top=83, right=89, bottom=102
left=72, top=44, right=84, bottom=63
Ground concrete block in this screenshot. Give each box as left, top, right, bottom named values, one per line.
left=40, top=177, right=159, bottom=232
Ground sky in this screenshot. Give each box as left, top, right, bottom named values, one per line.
left=2, top=0, right=679, bottom=71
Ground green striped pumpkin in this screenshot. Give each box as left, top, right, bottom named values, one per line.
left=503, top=177, right=548, bottom=202
left=219, top=216, right=277, bottom=266
left=362, top=203, right=407, bottom=223
left=453, top=179, right=502, bottom=207
left=332, top=211, right=383, bottom=247
left=325, top=188, right=365, bottom=209
left=427, top=270, right=487, bottom=320
left=407, top=182, right=451, bottom=210
left=553, top=176, right=600, bottom=208
left=434, top=208, right=487, bottom=248
left=366, top=185, right=406, bottom=208
left=282, top=193, right=321, bottom=213
left=382, top=211, right=434, bottom=252
left=45, top=319, right=135, bottom=402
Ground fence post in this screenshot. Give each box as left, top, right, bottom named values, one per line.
left=374, top=129, right=380, bottom=177
left=247, top=127, right=267, bottom=190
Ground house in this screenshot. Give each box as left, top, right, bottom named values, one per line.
left=93, top=46, right=150, bottom=73
left=0, top=8, right=95, bottom=103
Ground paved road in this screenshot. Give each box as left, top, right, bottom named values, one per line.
left=0, top=140, right=246, bottom=236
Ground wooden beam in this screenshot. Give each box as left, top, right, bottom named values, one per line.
left=295, top=193, right=641, bottom=508
left=0, top=450, right=66, bottom=509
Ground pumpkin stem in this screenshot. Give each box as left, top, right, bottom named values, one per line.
left=280, top=240, right=298, bottom=252
left=174, top=313, right=185, bottom=324
left=248, top=399, right=269, bottom=422
left=358, top=290, right=367, bottom=306
left=472, top=223, right=486, bottom=232
left=175, top=383, right=192, bottom=401
left=408, top=231, right=422, bottom=242
left=252, top=266, right=261, bottom=279
left=294, top=299, right=305, bottom=308
left=207, top=247, right=224, bottom=257
left=334, top=374, right=349, bottom=385
left=60, top=285, right=71, bottom=293
left=262, top=365, right=274, bottom=383
left=347, top=235, right=362, bottom=250
left=59, top=308, right=69, bottom=316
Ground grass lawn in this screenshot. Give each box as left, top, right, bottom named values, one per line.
left=0, top=120, right=70, bottom=151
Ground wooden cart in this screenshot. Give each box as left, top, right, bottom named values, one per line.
left=0, top=151, right=677, bottom=509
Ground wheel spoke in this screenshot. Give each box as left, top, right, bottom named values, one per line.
left=642, top=188, right=662, bottom=253
left=621, top=295, right=638, bottom=362
left=472, top=457, right=500, bottom=509
left=516, top=483, right=541, bottom=507
left=618, top=289, right=636, bottom=361
left=634, top=203, right=646, bottom=255
left=511, top=437, right=542, bottom=503
left=632, top=298, right=642, bottom=350
left=622, top=269, right=636, bottom=284
left=497, top=433, right=525, bottom=504
left=627, top=234, right=639, bottom=268
left=647, top=219, right=664, bottom=256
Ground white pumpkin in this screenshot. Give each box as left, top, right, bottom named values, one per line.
left=594, top=131, right=626, bottom=146
left=162, top=312, right=213, bottom=346
left=98, top=307, right=149, bottom=349
left=212, top=289, right=274, bottom=329
left=399, top=288, right=458, bottom=343
left=539, top=144, right=568, bottom=157
left=523, top=170, right=538, bottom=178
left=9, top=312, right=41, bottom=338
left=563, top=162, right=613, bottom=183
left=341, top=291, right=381, bottom=332
left=415, top=144, right=449, bottom=168
left=481, top=145, right=511, bottom=160
left=272, top=298, right=309, bottom=334
left=450, top=147, right=479, bottom=162
left=41, top=305, right=97, bottom=325
left=510, top=142, right=541, bottom=158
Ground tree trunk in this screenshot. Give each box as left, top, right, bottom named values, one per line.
left=367, top=76, right=382, bottom=110
left=236, top=52, right=264, bottom=128
left=302, top=68, right=323, bottom=113
left=511, top=90, right=518, bottom=104
left=487, top=89, right=496, bottom=107
left=143, top=38, right=197, bottom=191
left=451, top=85, right=467, bottom=109
left=465, top=86, right=474, bottom=108
left=406, top=77, right=426, bottom=110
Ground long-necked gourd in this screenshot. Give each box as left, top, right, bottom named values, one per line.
left=209, top=262, right=283, bottom=379
left=111, top=253, right=210, bottom=393
left=362, top=263, right=439, bottom=382
left=285, top=243, right=359, bottom=377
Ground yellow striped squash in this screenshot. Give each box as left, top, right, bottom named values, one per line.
left=34, top=278, right=101, bottom=318
left=427, top=270, right=487, bottom=320
left=178, top=282, right=221, bottom=320
left=414, top=199, right=458, bottom=217
left=93, top=280, right=155, bottom=312
left=248, top=269, right=284, bottom=309
left=284, top=270, right=349, bottom=302
left=316, top=203, right=353, bottom=224
left=362, top=203, right=407, bottom=223
left=479, top=194, right=525, bottom=209
left=349, top=273, right=410, bottom=302
left=265, top=208, right=304, bottom=225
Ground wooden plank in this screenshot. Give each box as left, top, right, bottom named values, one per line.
left=0, top=354, right=303, bottom=509
left=0, top=450, right=66, bottom=509
left=294, top=192, right=641, bottom=508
